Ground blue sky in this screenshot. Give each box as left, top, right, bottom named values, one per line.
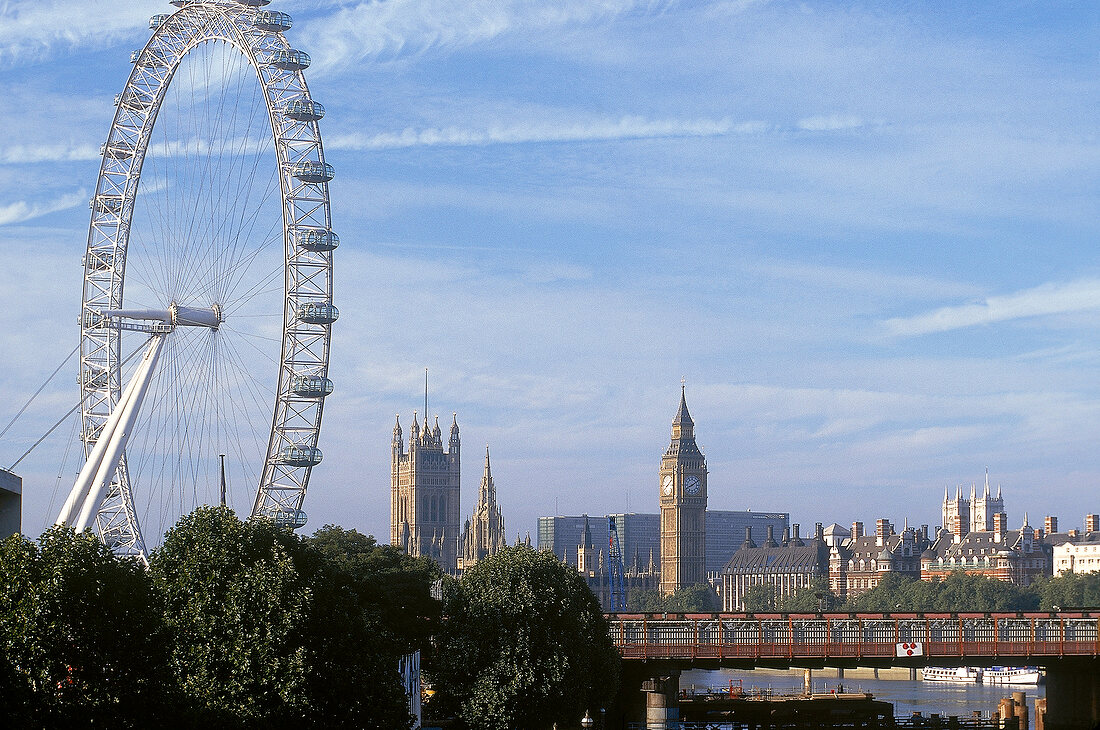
left=1, top=0, right=1098, bottom=545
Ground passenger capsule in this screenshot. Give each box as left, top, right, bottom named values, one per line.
left=82, top=250, right=115, bottom=271
left=169, top=0, right=198, bottom=6
left=116, top=89, right=154, bottom=111
left=284, top=98, right=325, bottom=122
left=268, top=49, right=310, bottom=71
left=296, top=302, right=339, bottom=324
left=79, top=369, right=109, bottom=389
left=287, top=161, right=334, bottom=183
left=91, top=195, right=124, bottom=215
left=295, top=228, right=339, bottom=251
left=291, top=375, right=334, bottom=399
left=235, top=0, right=272, bottom=6
left=131, top=49, right=169, bottom=68
left=253, top=11, right=292, bottom=32
left=81, top=310, right=105, bottom=330
left=150, top=14, right=171, bottom=29
left=275, top=445, right=323, bottom=467
left=101, top=140, right=136, bottom=159
left=268, top=508, right=308, bottom=528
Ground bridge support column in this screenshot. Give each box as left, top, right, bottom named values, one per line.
left=642, top=672, right=679, bottom=730
left=1044, top=659, right=1100, bottom=730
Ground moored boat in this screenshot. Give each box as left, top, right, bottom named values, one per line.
left=985, top=666, right=1043, bottom=685
left=921, top=667, right=983, bottom=683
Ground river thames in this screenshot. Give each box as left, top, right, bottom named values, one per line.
left=682, top=667, right=1044, bottom=718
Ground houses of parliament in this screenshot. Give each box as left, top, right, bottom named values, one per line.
left=389, top=399, right=509, bottom=574
left=390, top=381, right=730, bottom=600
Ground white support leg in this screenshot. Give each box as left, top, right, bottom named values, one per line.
left=56, top=338, right=155, bottom=526
left=58, top=335, right=165, bottom=531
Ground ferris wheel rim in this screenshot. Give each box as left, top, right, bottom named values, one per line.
left=77, top=0, right=335, bottom=557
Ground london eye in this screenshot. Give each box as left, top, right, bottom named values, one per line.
left=55, top=0, right=336, bottom=560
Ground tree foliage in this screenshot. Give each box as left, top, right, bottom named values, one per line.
left=149, top=506, right=416, bottom=730
left=306, top=524, right=441, bottom=655
left=846, top=572, right=1039, bottom=612
left=1032, top=572, right=1100, bottom=610
left=627, top=584, right=722, bottom=613
left=429, top=545, right=620, bottom=730
left=0, top=527, right=166, bottom=729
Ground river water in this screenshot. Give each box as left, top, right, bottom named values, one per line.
left=681, top=667, right=1044, bottom=719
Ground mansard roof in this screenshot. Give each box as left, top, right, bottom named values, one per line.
left=722, top=541, right=828, bottom=575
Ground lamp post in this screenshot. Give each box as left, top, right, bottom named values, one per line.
left=581, top=710, right=594, bottom=729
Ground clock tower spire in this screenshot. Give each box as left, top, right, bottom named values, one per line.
left=659, top=383, right=707, bottom=595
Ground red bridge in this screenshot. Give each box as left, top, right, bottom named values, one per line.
left=608, top=611, right=1100, bottom=664
left=607, top=612, right=1100, bottom=729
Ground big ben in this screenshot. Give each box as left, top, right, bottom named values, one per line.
left=659, top=384, right=707, bottom=595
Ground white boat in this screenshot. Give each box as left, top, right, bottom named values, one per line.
left=921, top=667, right=983, bottom=683
left=985, top=667, right=1043, bottom=685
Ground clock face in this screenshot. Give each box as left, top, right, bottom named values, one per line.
left=685, top=475, right=701, bottom=496
left=661, top=475, right=674, bottom=496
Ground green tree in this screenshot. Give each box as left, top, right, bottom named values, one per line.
left=743, top=583, right=778, bottom=612
left=306, top=524, right=441, bottom=654
left=1033, top=572, right=1100, bottom=609
left=149, top=506, right=414, bottom=730
left=847, top=572, right=1038, bottom=612
left=429, top=545, right=620, bottom=730
left=774, top=578, right=840, bottom=612
left=626, top=584, right=721, bottom=612
left=0, top=527, right=166, bottom=729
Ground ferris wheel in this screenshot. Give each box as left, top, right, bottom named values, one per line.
left=55, top=0, right=337, bottom=559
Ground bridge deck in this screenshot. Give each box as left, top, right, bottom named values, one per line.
left=607, top=612, right=1100, bottom=663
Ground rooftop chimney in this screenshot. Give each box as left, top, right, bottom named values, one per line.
left=876, top=518, right=890, bottom=547
left=851, top=521, right=864, bottom=540
left=1045, top=516, right=1058, bottom=535
left=764, top=525, right=778, bottom=548
left=814, top=523, right=824, bottom=542
left=1086, top=514, right=1099, bottom=533
left=993, top=512, right=1007, bottom=541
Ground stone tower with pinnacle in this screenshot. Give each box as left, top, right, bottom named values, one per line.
left=659, top=384, right=708, bottom=595
left=460, top=446, right=507, bottom=569
left=391, top=405, right=462, bottom=574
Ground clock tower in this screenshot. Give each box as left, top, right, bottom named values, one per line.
left=659, top=384, right=707, bottom=595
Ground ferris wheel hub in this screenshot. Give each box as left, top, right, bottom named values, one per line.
left=101, top=303, right=224, bottom=331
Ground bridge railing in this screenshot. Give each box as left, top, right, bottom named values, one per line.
left=607, top=612, right=1100, bottom=662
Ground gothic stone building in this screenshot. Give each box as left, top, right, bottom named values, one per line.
left=459, top=447, right=507, bottom=570
left=391, top=412, right=461, bottom=573
left=659, top=386, right=707, bottom=595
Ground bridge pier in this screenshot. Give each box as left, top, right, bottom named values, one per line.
left=1043, top=659, right=1100, bottom=730
left=642, top=671, right=680, bottom=730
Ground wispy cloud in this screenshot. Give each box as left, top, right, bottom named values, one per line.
left=883, top=279, right=1100, bottom=337
left=0, top=143, right=100, bottom=164
left=797, top=115, right=865, bottom=131
left=328, top=116, right=767, bottom=151
left=0, top=1, right=160, bottom=65
left=302, top=0, right=677, bottom=72
left=0, top=189, right=87, bottom=226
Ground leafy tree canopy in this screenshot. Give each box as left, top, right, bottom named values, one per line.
left=149, top=506, right=414, bottom=730
left=627, top=584, right=721, bottom=613
left=0, top=527, right=166, bottom=729
left=430, top=545, right=620, bottom=730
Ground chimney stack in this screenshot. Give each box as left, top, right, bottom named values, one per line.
left=993, top=512, right=1007, bottom=540
left=1045, top=516, right=1058, bottom=535
left=1086, top=514, right=1099, bottom=533
left=876, top=518, right=891, bottom=546
left=851, top=521, right=864, bottom=540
